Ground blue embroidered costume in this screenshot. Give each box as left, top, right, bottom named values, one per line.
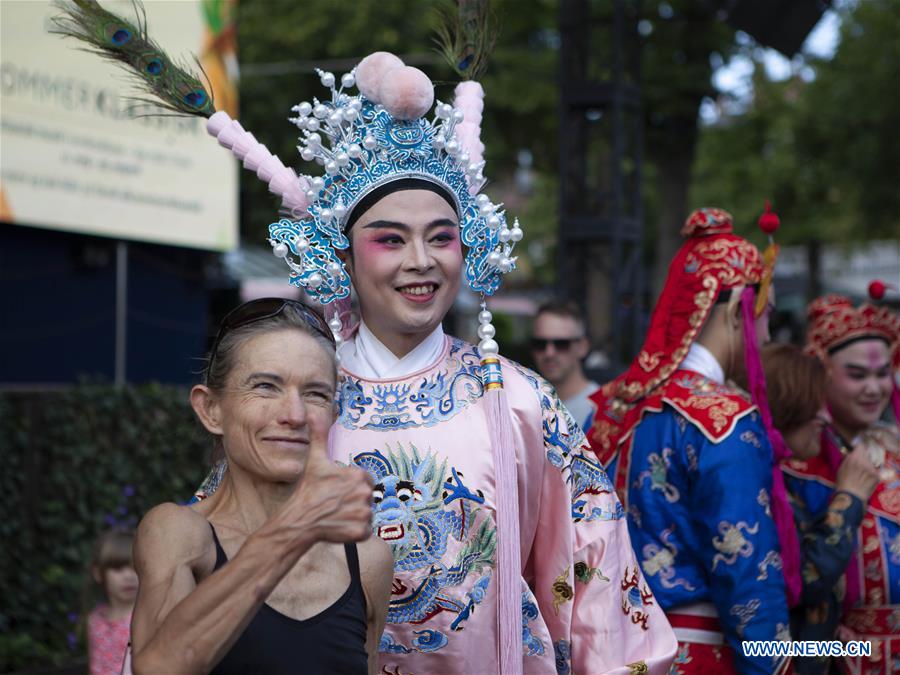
left=588, top=208, right=793, bottom=674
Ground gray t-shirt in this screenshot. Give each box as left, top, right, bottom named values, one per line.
left=562, top=381, right=601, bottom=431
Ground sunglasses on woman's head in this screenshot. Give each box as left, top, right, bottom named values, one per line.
left=206, top=298, right=334, bottom=377
left=531, top=337, right=581, bottom=352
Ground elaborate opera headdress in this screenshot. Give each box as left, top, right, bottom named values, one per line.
left=51, top=4, right=521, bottom=360
left=602, top=207, right=767, bottom=408
left=804, top=291, right=899, bottom=363
left=208, top=55, right=520, bottom=307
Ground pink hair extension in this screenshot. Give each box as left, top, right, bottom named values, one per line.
left=481, top=380, right=523, bottom=675
left=206, top=111, right=311, bottom=215
left=740, top=287, right=801, bottom=607
left=452, top=82, right=486, bottom=195
left=892, top=383, right=900, bottom=424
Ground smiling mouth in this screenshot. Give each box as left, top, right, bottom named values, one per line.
left=397, top=283, right=437, bottom=295
left=378, top=523, right=405, bottom=541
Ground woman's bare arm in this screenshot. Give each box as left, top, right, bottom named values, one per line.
left=131, top=443, right=374, bottom=675
left=358, top=536, right=394, bottom=675
left=130, top=502, right=319, bottom=674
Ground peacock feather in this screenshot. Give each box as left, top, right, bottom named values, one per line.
left=433, top=0, right=498, bottom=81
left=50, top=0, right=214, bottom=117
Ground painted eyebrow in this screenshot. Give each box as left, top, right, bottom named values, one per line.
left=361, top=218, right=458, bottom=231
left=843, top=363, right=890, bottom=371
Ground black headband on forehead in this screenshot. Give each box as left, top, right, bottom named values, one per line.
left=826, top=334, right=891, bottom=356
left=345, top=178, right=458, bottom=231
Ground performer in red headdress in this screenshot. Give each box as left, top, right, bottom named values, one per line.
left=587, top=205, right=796, bottom=673
left=782, top=287, right=900, bottom=674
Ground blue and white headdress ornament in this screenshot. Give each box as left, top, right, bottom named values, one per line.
left=205, top=51, right=523, bottom=354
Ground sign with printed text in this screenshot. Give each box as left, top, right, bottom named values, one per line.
left=0, top=0, right=239, bottom=251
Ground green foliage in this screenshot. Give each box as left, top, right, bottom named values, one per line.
left=692, top=0, right=900, bottom=244
left=641, top=2, right=737, bottom=160
left=0, top=384, right=208, bottom=672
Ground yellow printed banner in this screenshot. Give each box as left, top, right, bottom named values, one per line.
left=0, top=0, right=239, bottom=251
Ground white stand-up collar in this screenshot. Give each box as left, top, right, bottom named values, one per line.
left=680, top=342, right=725, bottom=385
left=338, top=320, right=445, bottom=379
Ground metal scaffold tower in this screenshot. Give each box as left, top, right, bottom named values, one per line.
left=558, top=0, right=644, bottom=375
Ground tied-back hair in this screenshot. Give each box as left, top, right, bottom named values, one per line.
left=204, top=302, right=336, bottom=392
left=761, top=343, right=827, bottom=433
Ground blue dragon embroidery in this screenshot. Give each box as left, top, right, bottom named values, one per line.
left=570, top=455, right=623, bottom=522
left=353, top=443, right=496, bottom=654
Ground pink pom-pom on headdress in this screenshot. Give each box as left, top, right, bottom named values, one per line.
left=357, top=52, right=434, bottom=121
left=356, top=51, right=405, bottom=104
left=453, top=81, right=486, bottom=195
left=380, top=66, right=435, bottom=121
left=206, top=111, right=311, bottom=215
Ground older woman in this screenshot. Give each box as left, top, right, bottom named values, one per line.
left=130, top=299, right=393, bottom=674
left=781, top=296, right=900, bottom=673
left=763, top=343, right=879, bottom=674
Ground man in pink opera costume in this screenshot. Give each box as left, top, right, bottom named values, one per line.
left=191, top=47, right=678, bottom=675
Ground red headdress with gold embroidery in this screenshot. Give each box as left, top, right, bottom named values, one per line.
left=804, top=292, right=899, bottom=364
left=588, top=204, right=803, bottom=606
left=605, top=207, right=765, bottom=407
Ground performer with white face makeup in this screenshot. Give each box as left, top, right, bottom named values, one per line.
left=782, top=289, right=900, bottom=673
left=52, top=3, right=677, bottom=672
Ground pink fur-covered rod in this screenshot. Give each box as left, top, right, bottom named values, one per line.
left=453, top=81, right=486, bottom=195
left=206, top=110, right=311, bottom=215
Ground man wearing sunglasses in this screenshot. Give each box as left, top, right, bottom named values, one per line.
left=530, top=302, right=600, bottom=433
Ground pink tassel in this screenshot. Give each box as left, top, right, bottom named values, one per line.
left=892, top=383, right=900, bottom=424
left=481, top=362, right=522, bottom=675
left=740, top=287, right=801, bottom=607
left=206, top=111, right=311, bottom=216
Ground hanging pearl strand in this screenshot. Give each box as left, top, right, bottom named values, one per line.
left=477, top=300, right=499, bottom=357
left=328, top=305, right=344, bottom=363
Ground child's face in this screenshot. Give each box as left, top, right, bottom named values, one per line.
left=103, top=565, right=138, bottom=606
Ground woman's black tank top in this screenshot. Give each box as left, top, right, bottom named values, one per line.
left=208, top=524, right=368, bottom=675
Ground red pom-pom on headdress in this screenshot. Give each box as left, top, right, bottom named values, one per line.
left=869, top=279, right=891, bottom=301
left=758, top=200, right=780, bottom=235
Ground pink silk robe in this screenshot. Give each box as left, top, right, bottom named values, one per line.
left=329, top=336, right=677, bottom=674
